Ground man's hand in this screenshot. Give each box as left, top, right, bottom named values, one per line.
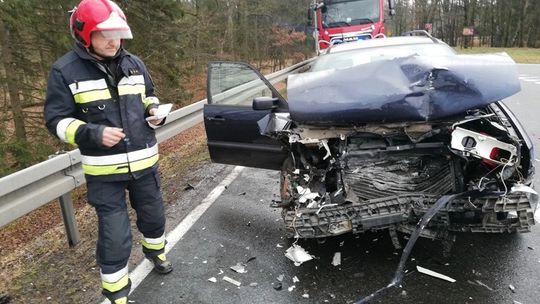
left=147, top=108, right=164, bottom=126
left=102, top=127, right=126, bottom=147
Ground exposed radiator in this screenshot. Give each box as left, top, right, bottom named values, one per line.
left=344, top=155, right=455, bottom=201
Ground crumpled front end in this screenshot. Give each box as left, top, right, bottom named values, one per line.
left=261, top=104, right=537, bottom=240
left=287, top=53, right=521, bottom=125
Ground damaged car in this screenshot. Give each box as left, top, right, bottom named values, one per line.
left=203, top=35, right=538, bottom=245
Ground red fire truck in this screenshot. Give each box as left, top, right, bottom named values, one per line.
left=308, top=0, right=396, bottom=52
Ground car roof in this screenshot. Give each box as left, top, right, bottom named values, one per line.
left=325, top=36, right=445, bottom=54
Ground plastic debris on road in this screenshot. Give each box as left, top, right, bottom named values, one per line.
left=332, top=252, right=341, bottom=266
left=416, top=266, right=456, bottom=283
left=230, top=263, right=247, bottom=274
left=223, top=276, right=241, bottom=287
left=208, top=277, right=217, bottom=283
left=475, top=280, right=494, bottom=291
left=467, top=279, right=494, bottom=291
left=285, top=244, right=314, bottom=266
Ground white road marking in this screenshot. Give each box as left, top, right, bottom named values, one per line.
left=100, top=166, right=245, bottom=304
left=519, top=75, right=540, bottom=83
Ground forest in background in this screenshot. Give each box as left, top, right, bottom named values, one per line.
left=1, top=0, right=539, bottom=177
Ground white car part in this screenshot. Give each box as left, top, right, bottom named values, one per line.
left=319, top=139, right=332, bottom=160
left=450, top=127, right=517, bottom=165
left=416, top=265, right=456, bottom=283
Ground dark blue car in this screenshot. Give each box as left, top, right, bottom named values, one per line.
left=203, top=36, right=537, bottom=243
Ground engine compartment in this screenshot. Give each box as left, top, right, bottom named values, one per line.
left=271, top=104, right=537, bottom=239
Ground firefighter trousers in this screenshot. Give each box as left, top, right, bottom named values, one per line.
left=87, top=169, right=166, bottom=279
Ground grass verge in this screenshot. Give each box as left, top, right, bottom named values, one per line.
left=455, top=47, right=540, bottom=64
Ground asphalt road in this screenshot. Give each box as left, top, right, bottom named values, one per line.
left=129, top=64, right=540, bottom=304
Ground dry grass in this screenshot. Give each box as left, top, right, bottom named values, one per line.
left=455, top=47, right=540, bottom=64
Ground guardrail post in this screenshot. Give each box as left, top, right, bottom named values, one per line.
left=59, top=193, right=80, bottom=247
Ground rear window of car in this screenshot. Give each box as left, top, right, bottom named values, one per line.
left=310, top=43, right=456, bottom=72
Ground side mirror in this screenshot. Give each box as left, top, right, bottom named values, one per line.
left=253, top=96, right=279, bottom=111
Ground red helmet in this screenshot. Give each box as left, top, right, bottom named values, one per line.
left=70, top=0, right=133, bottom=48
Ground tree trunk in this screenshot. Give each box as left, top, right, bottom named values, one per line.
left=226, top=0, right=235, bottom=58
left=518, top=0, right=529, bottom=47
left=0, top=18, right=27, bottom=143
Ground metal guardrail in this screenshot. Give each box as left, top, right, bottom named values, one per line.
left=0, top=59, right=313, bottom=246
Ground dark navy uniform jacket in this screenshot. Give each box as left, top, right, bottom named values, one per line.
left=45, top=43, right=163, bottom=181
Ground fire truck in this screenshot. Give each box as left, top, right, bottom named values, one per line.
left=308, top=0, right=396, bottom=52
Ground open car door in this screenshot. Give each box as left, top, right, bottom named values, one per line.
left=204, top=61, right=289, bottom=170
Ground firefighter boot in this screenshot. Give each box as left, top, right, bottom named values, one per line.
left=102, top=278, right=131, bottom=304
left=146, top=252, right=173, bottom=274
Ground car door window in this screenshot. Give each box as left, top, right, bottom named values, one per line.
left=208, top=62, right=286, bottom=106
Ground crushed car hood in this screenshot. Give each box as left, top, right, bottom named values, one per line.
left=287, top=53, right=521, bottom=124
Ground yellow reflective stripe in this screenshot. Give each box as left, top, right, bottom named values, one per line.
left=74, top=89, right=111, bottom=104
left=81, top=154, right=158, bottom=176
left=114, top=297, right=127, bottom=304
left=65, top=120, right=86, bottom=145
left=82, top=163, right=130, bottom=176
left=141, top=239, right=166, bottom=251
left=143, top=96, right=159, bottom=109
left=118, top=84, right=145, bottom=96
left=129, top=154, right=159, bottom=172
left=102, top=274, right=129, bottom=293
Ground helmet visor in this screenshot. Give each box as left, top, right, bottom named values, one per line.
left=100, top=29, right=133, bottom=40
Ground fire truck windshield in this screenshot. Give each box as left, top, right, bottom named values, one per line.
left=323, top=0, right=380, bottom=28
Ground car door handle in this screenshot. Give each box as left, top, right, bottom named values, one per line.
left=207, top=116, right=226, bottom=121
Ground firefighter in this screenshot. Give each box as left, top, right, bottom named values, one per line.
left=44, top=0, right=172, bottom=302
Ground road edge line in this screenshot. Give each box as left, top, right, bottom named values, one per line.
left=100, top=166, right=244, bottom=303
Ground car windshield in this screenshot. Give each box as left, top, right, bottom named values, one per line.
left=310, top=43, right=457, bottom=72
left=323, top=0, right=380, bottom=28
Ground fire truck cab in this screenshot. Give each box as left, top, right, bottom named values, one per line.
left=308, top=0, right=396, bottom=52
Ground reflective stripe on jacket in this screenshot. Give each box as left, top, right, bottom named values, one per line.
left=44, top=44, right=162, bottom=181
